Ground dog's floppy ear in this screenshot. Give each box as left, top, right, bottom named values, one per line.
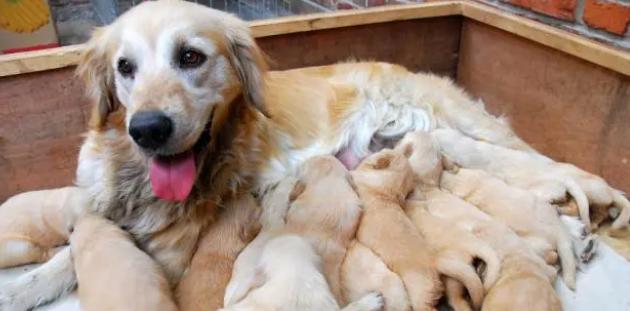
left=288, top=180, right=306, bottom=202
left=76, top=27, right=117, bottom=129
left=225, top=25, right=270, bottom=117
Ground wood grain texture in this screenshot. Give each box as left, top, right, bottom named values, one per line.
left=0, top=68, right=90, bottom=202
left=457, top=19, right=630, bottom=192
left=258, top=17, right=462, bottom=76
left=0, top=18, right=461, bottom=201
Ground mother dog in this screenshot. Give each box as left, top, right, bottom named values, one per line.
left=0, top=0, right=606, bottom=309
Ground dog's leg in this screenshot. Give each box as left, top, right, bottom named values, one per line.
left=0, top=236, right=55, bottom=269
left=340, top=292, right=384, bottom=311
left=444, top=277, right=472, bottom=311
left=0, top=247, right=76, bottom=311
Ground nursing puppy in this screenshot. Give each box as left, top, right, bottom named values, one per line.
left=440, top=168, right=577, bottom=289
left=342, top=241, right=412, bottom=311
left=283, top=155, right=363, bottom=302
left=394, top=131, right=500, bottom=310
left=433, top=129, right=630, bottom=233
left=70, top=215, right=178, bottom=311
left=221, top=234, right=383, bottom=311
left=0, top=187, right=87, bottom=268
left=352, top=149, right=441, bottom=311
left=420, top=190, right=561, bottom=311
left=225, top=156, right=383, bottom=311
left=175, top=194, right=261, bottom=311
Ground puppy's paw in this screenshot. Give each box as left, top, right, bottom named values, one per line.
left=347, top=292, right=385, bottom=311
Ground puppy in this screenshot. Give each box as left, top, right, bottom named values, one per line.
left=394, top=131, right=500, bottom=310
left=418, top=190, right=561, bottom=311
left=352, top=149, right=441, bottom=311
left=175, top=194, right=261, bottom=311
left=0, top=187, right=88, bottom=268
left=70, top=214, right=177, bottom=311
left=433, top=128, right=630, bottom=233
left=225, top=157, right=384, bottom=311
left=284, top=155, right=363, bottom=302
left=342, top=241, right=412, bottom=311
left=220, top=234, right=383, bottom=311
left=440, top=168, right=577, bottom=289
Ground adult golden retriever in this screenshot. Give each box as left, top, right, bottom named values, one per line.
left=0, top=0, right=613, bottom=309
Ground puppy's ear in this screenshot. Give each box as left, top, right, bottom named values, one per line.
left=373, top=154, right=393, bottom=170
left=288, top=180, right=306, bottom=202
left=76, top=27, right=118, bottom=129
left=441, top=156, right=459, bottom=173
left=226, top=25, right=270, bottom=117
left=402, top=143, right=414, bottom=158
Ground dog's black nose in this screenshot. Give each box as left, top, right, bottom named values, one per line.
left=129, top=110, right=173, bottom=150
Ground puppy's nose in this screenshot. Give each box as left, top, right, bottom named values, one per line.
left=129, top=110, right=173, bottom=150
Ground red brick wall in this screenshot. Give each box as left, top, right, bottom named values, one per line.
left=313, top=0, right=630, bottom=49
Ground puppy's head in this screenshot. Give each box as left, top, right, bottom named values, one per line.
left=77, top=0, right=268, bottom=202
left=353, top=149, right=415, bottom=201
left=395, top=131, right=443, bottom=186
left=297, top=155, right=349, bottom=185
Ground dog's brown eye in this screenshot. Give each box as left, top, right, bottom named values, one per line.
left=117, top=58, right=135, bottom=78
left=179, top=48, right=206, bottom=69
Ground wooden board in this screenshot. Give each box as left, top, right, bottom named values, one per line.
left=258, top=17, right=462, bottom=76
left=457, top=19, right=630, bottom=192
left=0, top=68, right=91, bottom=201
left=0, top=18, right=461, bottom=202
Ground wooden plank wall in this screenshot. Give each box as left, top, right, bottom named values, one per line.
left=458, top=19, right=630, bottom=192
left=0, top=17, right=462, bottom=201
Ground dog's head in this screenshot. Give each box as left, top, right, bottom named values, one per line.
left=352, top=149, right=415, bottom=202
left=77, top=0, right=267, bottom=202
left=394, top=131, right=444, bottom=186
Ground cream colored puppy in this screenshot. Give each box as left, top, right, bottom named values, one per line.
left=342, top=241, right=412, bottom=311
left=440, top=168, right=577, bottom=289
left=284, top=155, right=363, bottom=302
left=220, top=234, right=383, bottom=311
left=420, top=191, right=561, bottom=311
left=394, top=131, right=500, bottom=310
left=352, top=149, right=441, bottom=311
left=225, top=157, right=384, bottom=311
left=176, top=194, right=261, bottom=311
left=0, top=187, right=88, bottom=268
left=70, top=214, right=177, bottom=311
left=433, top=128, right=630, bottom=233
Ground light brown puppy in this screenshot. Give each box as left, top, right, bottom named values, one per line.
left=0, top=187, right=88, bottom=268
left=342, top=241, right=411, bottom=311
left=70, top=214, right=177, bottom=311
left=175, top=194, right=261, bottom=311
left=421, top=190, right=560, bottom=311
left=433, top=128, right=630, bottom=233
left=284, top=155, right=363, bottom=303
left=440, top=168, right=576, bottom=289
left=394, top=131, right=500, bottom=310
left=352, top=149, right=441, bottom=311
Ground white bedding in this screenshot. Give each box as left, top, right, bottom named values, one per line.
left=2, top=243, right=629, bottom=311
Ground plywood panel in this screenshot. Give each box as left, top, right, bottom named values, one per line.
left=457, top=19, right=630, bottom=192
left=258, top=17, right=462, bottom=77
left=0, top=18, right=462, bottom=201
left=0, top=67, right=91, bottom=202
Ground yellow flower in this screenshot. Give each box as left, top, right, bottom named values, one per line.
left=0, top=0, right=51, bottom=33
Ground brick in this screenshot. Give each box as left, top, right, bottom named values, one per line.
left=583, top=0, right=630, bottom=35
left=507, top=0, right=577, bottom=20
left=336, top=1, right=357, bottom=10
left=367, top=0, right=387, bottom=6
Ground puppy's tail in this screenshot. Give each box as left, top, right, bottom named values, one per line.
left=610, top=190, right=630, bottom=234
left=437, top=256, right=484, bottom=310
left=557, top=226, right=577, bottom=290
left=465, top=241, right=501, bottom=290
left=564, top=178, right=591, bottom=232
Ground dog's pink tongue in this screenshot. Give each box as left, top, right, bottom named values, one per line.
left=150, top=151, right=196, bottom=202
